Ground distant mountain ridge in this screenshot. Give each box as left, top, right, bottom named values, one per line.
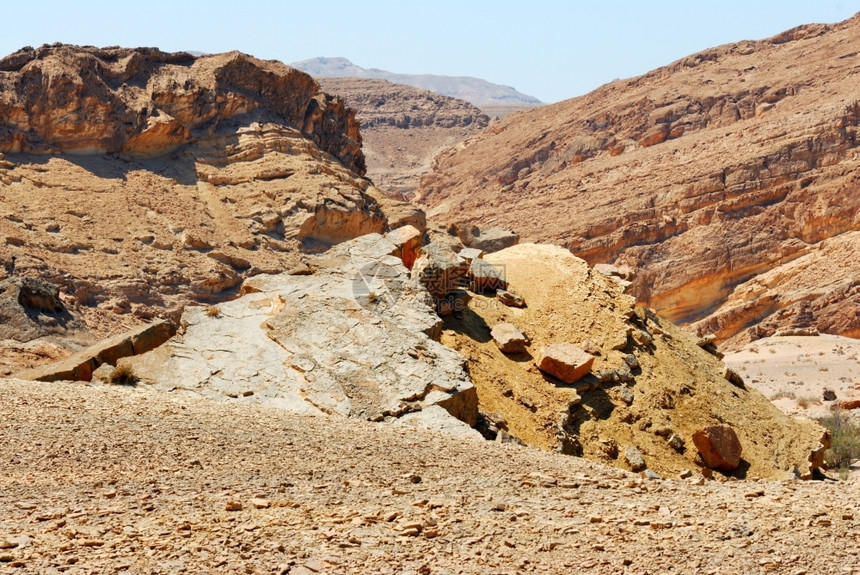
left=291, top=57, right=541, bottom=108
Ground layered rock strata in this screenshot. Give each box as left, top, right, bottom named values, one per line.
left=317, top=77, right=489, bottom=197
left=417, top=16, right=860, bottom=347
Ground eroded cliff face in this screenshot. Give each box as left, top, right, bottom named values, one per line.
left=0, top=45, right=365, bottom=173
left=417, top=16, right=860, bottom=348
left=317, top=78, right=489, bottom=198
left=0, top=45, right=422, bottom=357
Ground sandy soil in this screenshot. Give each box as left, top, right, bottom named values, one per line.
left=725, top=334, right=860, bottom=419
left=1, top=377, right=859, bottom=574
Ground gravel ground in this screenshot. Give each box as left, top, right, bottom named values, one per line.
left=1, top=378, right=859, bottom=574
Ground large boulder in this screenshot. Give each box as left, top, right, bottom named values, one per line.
left=535, top=343, right=595, bottom=384
left=0, top=278, right=87, bottom=342
left=386, top=225, right=423, bottom=270
left=14, top=320, right=176, bottom=382
left=411, top=242, right=466, bottom=301
left=455, top=225, right=519, bottom=254
left=469, top=258, right=509, bottom=293
left=692, top=425, right=743, bottom=472
left=125, top=234, right=478, bottom=433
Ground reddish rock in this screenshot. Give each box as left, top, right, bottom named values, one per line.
left=386, top=225, right=423, bottom=270
left=535, top=343, right=595, bottom=384
left=839, top=399, right=860, bottom=411
left=491, top=323, right=527, bottom=354
left=692, top=425, right=743, bottom=472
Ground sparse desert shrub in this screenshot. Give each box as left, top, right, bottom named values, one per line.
left=770, top=390, right=796, bottom=401
left=109, top=363, right=138, bottom=386
left=206, top=305, right=221, bottom=318
left=796, top=395, right=820, bottom=409
left=749, top=346, right=760, bottom=354
left=818, top=410, right=860, bottom=478
left=819, top=366, right=829, bottom=372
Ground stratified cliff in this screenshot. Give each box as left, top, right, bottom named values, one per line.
left=0, top=45, right=365, bottom=173
left=417, top=16, right=860, bottom=348
left=318, top=77, right=489, bottom=198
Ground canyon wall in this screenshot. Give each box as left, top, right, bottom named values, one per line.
left=417, top=17, right=860, bottom=348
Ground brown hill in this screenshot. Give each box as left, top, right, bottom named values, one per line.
left=417, top=16, right=860, bottom=349
left=0, top=45, right=421, bottom=366
left=318, top=77, right=489, bottom=198
left=442, top=244, right=828, bottom=480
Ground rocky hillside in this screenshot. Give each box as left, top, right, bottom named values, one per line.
left=292, top=57, right=542, bottom=108
left=318, top=77, right=489, bottom=197
left=0, top=45, right=422, bottom=358
left=417, top=15, right=860, bottom=349
left=441, top=244, right=828, bottom=480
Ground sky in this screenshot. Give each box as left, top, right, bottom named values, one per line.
left=1, top=0, right=858, bottom=103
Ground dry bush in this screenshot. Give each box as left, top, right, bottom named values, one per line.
left=206, top=305, right=221, bottom=318
left=109, top=363, right=138, bottom=386
left=796, top=395, right=820, bottom=409
left=818, top=410, right=860, bottom=479
left=769, top=390, right=796, bottom=401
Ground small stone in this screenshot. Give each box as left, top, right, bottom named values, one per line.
left=589, top=515, right=604, bottom=523
left=491, top=323, right=528, bottom=354
left=225, top=500, right=243, bottom=511
left=823, top=388, right=837, bottom=402
left=623, top=354, right=639, bottom=370
left=496, top=289, right=526, bottom=308
left=642, top=469, right=661, bottom=480
left=624, top=446, right=646, bottom=472
left=619, top=386, right=634, bottom=405
left=0, top=541, right=17, bottom=550
left=250, top=498, right=271, bottom=509
left=668, top=434, right=685, bottom=451
left=0, top=554, right=13, bottom=563
left=679, top=469, right=693, bottom=479
left=839, top=399, right=860, bottom=411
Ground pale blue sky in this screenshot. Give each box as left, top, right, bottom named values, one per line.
left=2, top=1, right=858, bottom=103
